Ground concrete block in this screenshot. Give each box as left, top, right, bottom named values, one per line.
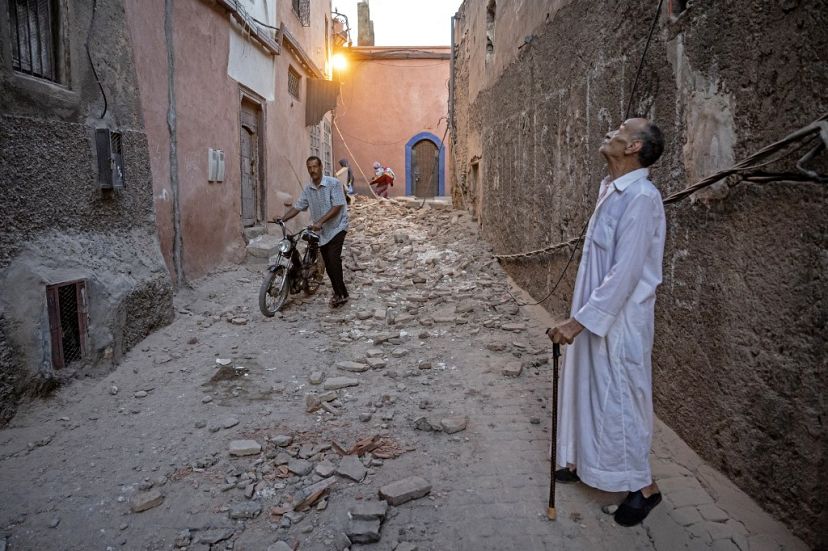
left=378, top=476, right=431, bottom=505
left=228, top=440, right=262, bottom=456
left=323, top=377, right=360, bottom=390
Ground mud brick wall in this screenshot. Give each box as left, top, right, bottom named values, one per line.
left=451, top=0, right=827, bottom=545
left=0, top=0, right=173, bottom=425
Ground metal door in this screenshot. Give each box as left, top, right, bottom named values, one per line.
left=240, top=102, right=260, bottom=227
left=412, top=139, right=438, bottom=197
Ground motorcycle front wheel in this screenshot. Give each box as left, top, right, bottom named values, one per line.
left=259, top=264, right=290, bottom=316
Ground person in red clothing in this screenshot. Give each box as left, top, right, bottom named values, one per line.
left=369, top=160, right=395, bottom=198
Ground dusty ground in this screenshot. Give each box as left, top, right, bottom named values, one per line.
left=0, top=199, right=808, bottom=551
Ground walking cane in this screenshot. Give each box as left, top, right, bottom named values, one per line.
left=548, top=342, right=561, bottom=520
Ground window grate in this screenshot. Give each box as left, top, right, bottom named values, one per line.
left=47, top=281, right=87, bottom=369
left=288, top=66, right=301, bottom=99
left=292, top=0, right=310, bottom=27
left=57, top=285, right=81, bottom=364
left=9, top=0, right=58, bottom=82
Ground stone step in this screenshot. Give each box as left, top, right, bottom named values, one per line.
left=246, top=234, right=282, bottom=260
left=243, top=225, right=266, bottom=243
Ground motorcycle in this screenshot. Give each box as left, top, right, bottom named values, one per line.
left=258, top=219, right=324, bottom=316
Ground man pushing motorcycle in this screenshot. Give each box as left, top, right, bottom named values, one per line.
left=278, top=156, right=350, bottom=308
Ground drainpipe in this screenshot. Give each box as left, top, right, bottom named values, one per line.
left=164, top=0, right=185, bottom=286
left=449, top=12, right=456, bottom=136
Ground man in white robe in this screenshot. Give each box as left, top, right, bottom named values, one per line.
left=548, top=117, right=666, bottom=527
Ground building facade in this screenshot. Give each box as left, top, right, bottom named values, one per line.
left=450, top=0, right=827, bottom=546
left=332, top=46, right=451, bottom=199
left=125, top=0, right=337, bottom=283
left=0, top=0, right=174, bottom=425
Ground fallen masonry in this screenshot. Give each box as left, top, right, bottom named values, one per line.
left=378, top=476, right=432, bottom=506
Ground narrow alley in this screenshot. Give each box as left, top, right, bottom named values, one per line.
left=0, top=200, right=806, bottom=551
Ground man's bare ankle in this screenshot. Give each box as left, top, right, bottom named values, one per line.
left=641, top=483, right=659, bottom=498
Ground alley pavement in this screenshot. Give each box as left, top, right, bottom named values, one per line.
left=0, top=199, right=808, bottom=550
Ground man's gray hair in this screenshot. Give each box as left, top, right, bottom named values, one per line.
left=636, top=122, right=665, bottom=167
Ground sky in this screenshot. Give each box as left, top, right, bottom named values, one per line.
left=332, top=0, right=464, bottom=47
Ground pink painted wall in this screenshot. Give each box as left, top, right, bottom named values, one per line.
left=332, top=47, right=451, bottom=198
left=125, top=0, right=331, bottom=281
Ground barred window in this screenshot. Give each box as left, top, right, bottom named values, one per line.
left=292, top=0, right=310, bottom=27
left=8, top=0, right=61, bottom=82
left=310, top=123, right=320, bottom=160
left=288, top=66, right=301, bottom=99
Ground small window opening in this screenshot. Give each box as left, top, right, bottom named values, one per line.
left=288, top=66, right=301, bottom=99
left=9, top=0, right=61, bottom=83
left=485, top=0, right=496, bottom=60
left=47, top=280, right=88, bottom=369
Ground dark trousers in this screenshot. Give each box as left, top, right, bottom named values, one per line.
left=320, top=230, right=348, bottom=298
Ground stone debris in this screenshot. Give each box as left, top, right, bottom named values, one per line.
left=273, top=435, right=293, bottom=447
left=323, top=377, right=360, bottom=390
left=349, top=500, right=388, bottom=521
left=174, top=529, right=192, bottom=547
left=337, top=454, right=367, bottom=482
left=292, top=477, right=336, bottom=511
left=396, top=544, right=419, bottom=551
left=229, top=440, right=262, bottom=456
left=309, top=371, right=324, bottom=384
left=130, top=489, right=164, bottom=513
left=336, top=361, right=369, bottom=373
left=134, top=390, right=148, bottom=399
left=315, top=460, right=336, bottom=478
left=413, top=416, right=443, bottom=432
left=221, top=416, right=239, bottom=429
left=196, top=529, right=234, bottom=545
left=229, top=501, right=262, bottom=519
left=305, top=394, right=322, bottom=413
left=347, top=518, right=382, bottom=543
left=378, top=476, right=432, bottom=506
left=266, top=542, right=293, bottom=551
left=366, top=357, right=387, bottom=369
left=440, top=416, right=468, bottom=434
left=287, top=459, right=313, bottom=476
left=502, top=361, right=523, bottom=377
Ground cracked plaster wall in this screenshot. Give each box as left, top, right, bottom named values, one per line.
left=451, top=0, right=827, bottom=545
left=0, top=0, right=173, bottom=425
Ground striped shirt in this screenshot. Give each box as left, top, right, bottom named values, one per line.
left=293, top=175, right=349, bottom=246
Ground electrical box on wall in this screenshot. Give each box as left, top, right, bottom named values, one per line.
left=208, top=148, right=225, bottom=182
left=96, top=128, right=125, bottom=190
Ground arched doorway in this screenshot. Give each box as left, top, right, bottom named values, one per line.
left=405, top=131, right=445, bottom=197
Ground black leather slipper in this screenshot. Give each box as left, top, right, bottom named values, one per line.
left=614, top=490, right=662, bottom=526
left=555, top=468, right=581, bottom=483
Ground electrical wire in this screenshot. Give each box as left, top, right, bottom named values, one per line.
left=625, top=0, right=665, bottom=119
left=85, top=0, right=108, bottom=119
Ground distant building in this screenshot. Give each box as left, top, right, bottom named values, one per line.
left=0, top=0, right=174, bottom=424
left=332, top=46, right=451, bottom=199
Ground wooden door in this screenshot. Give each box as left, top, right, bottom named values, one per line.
left=240, top=102, right=260, bottom=227
left=412, top=139, right=438, bottom=197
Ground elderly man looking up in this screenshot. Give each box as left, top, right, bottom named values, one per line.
left=547, top=118, right=666, bottom=527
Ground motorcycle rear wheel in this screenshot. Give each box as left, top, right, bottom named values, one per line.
left=259, top=265, right=290, bottom=316
left=303, top=254, right=324, bottom=296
